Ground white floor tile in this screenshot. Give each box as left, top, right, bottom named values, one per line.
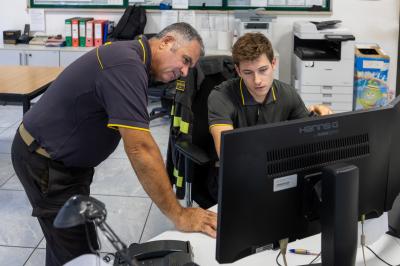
left=0, top=126, right=17, bottom=154
left=140, top=203, right=175, bottom=243
left=0, top=105, right=23, bottom=128
left=38, top=237, right=45, bottom=249
left=1, top=174, right=23, bottom=190
left=91, top=158, right=147, bottom=197
left=0, top=246, right=33, bottom=266
left=0, top=154, right=14, bottom=187
left=108, top=142, right=127, bottom=159
left=24, top=248, right=46, bottom=266
left=0, top=190, right=43, bottom=247
left=93, top=195, right=152, bottom=253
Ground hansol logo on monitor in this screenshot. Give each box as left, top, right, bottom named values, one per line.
left=299, top=121, right=339, bottom=134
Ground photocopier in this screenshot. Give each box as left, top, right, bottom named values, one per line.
left=291, top=20, right=355, bottom=113
left=234, top=10, right=275, bottom=41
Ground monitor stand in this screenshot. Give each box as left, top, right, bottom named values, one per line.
left=301, top=163, right=359, bottom=266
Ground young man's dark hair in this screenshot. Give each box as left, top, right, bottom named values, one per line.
left=232, top=32, right=274, bottom=65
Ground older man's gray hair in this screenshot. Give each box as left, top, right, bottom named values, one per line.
left=155, top=22, right=205, bottom=56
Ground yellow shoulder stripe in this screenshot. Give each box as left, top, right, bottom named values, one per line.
left=272, top=85, right=277, bottom=101
left=96, top=47, right=104, bottom=70
left=239, top=78, right=245, bottom=105
left=138, top=37, right=146, bottom=64
left=107, top=124, right=150, bottom=132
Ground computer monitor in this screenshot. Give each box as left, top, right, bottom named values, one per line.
left=216, top=96, right=400, bottom=264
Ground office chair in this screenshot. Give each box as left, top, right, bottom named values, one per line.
left=148, top=81, right=175, bottom=120
left=166, top=55, right=236, bottom=208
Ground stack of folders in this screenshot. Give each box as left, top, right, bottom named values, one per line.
left=45, top=35, right=65, bottom=47
left=65, top=17, right=114, bottom=47
left=29, top=35, right=65, bottom=47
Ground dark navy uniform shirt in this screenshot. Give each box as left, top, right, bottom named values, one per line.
left=23, top=36, right=152, bottom=167
left=208, top=78, right=309, bottom=129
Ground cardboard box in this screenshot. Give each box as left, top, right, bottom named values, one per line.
left=354, top=45, right=390, bottom=110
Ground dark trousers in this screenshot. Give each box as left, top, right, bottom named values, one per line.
left=11, top=130, right=99, bottom=266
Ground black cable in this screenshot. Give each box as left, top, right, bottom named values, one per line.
left=309, top=252, right=321, bottom=264
left=276, top=251, right=283, bottom=266
left=365, top=245, right=394, bottom=266
left=85, top=222, right=101, bottom=255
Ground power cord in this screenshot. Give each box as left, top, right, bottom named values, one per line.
left=279, top=238, right=289, bottom=266
left=308, top=252, right=321, bottom=264
left=361, top=214, right=394, bottom=266
left=361, top=214, right=367, bottom=266
left=276, top=251, right=282, bottom=266
left=365, top=246, right=394, bottom=266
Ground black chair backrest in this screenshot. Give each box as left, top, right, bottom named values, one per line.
left=192, top=56, right=236, bottom=207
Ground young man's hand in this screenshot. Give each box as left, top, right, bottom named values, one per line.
left=173, top=207, right=217, bottom=238
left=308, top=104, right=334, bottom=116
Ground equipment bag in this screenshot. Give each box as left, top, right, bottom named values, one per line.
left=109, top=5, right=146, bottom=41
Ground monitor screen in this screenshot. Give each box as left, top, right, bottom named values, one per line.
left=216, top=96, right=400, bottom=264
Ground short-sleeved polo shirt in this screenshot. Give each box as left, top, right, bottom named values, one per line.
left=23, top=36, right=152, bottom=168
left=208, top=78, right=309, bottom=129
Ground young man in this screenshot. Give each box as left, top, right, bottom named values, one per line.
left=11, top=22, right=216, bottom=266
left=208, top=32, right=331, bottom=182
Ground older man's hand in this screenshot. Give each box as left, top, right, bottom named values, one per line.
left=308, top=104, right=334, bottom=116
left=173, top=207, right=217, bottom=238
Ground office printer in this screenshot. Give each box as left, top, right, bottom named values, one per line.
left=234, top=10, right=276, bottom=39
left=291, top=21, right=356, bottom=113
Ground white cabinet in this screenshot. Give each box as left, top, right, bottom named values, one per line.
left=25, top=50, right=59, bottom=66
left=0, top=49, right=23, bottom=65
left=60, top=51, right=87, bottom=67
left=0, top=49, right=59, bottom=66
left=0, top=45, right=92, bottom=67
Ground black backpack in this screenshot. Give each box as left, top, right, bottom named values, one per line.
left=109, top=5, right=147, bottom=41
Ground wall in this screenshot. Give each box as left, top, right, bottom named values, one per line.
left=0, top=0, right=399, bottom=92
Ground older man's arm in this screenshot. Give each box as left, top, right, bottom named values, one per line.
left=119, top=127, right=217, bottom=238
left=308, top=104, right=334, bottom=116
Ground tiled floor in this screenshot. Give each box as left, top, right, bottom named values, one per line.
left=0, top=103, right=175, bottom=265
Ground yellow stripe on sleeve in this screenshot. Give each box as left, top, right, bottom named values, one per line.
left=107, top=124, right=150, bottom=132
left=209, top=124, right=233, bottom=130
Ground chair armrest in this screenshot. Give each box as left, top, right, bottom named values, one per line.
left=175, top=140, right=210, bottom=166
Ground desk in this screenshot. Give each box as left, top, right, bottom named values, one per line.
left=0, top=66, right=62, bottom=113
left=150, top=229, right=400, bottom=265
left=150, top=207, right=400, bottom=266
left=65, top=211, right=400, bottom=266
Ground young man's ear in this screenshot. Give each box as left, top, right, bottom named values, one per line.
left=271, top=57, right=277, bottom=70
left=234, top=64, right=241, bottom=77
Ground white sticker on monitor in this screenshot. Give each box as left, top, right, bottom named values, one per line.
left=273, top=174, right=298, bottom=192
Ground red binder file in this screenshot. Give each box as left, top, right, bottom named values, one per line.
left=71, top=18, right=80, bottom=47
left=94, top=20, right=105, bottom=47
left=86, top=20, right=94, bottom=47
